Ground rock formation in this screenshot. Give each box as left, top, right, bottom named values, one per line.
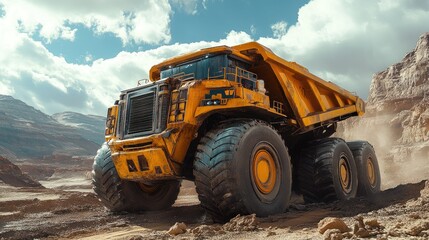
left=0, top=156, right=42, bottom=187
left=337, top=32, right=429, bottom=188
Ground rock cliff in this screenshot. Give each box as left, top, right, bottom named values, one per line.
left=337, top=33, right=429, bottom=188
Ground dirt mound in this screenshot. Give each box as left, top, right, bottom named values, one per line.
left=0, top=156, right=43, bottom=188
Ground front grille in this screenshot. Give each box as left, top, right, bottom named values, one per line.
left=127, top=92, right=155, bottom=134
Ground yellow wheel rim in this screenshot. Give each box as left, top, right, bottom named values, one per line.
left=252, top=149, right=277, bottom=194
left=367, top=157, right=376, bottom=187
left=339, top=157, right=352, bottom=193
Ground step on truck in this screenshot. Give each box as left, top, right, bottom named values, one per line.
left=92, top=42, right=381, bottom=222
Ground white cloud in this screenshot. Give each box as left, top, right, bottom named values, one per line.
left=171, top=0, right=199, bottom=15
left=1, top=0, right=429, bottom=117
left=259, top=0, right=429, bottom=98
left=0, top=0, right=172, bottom=45
left=0, top=81, right=14, bottom=95
left=271, top=21, right=287, bottom=39
left=0, top=28, right=251, bottom=115
left=202, top=0, right=208, bottom=10
left=84, top=54, right=93, bottom=63
left=219, top=31, right=252, bottom=45
left=250, top=25, right=256, bottom=35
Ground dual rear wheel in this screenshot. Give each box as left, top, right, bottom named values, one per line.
left=295, top=138, right=380, bottom=203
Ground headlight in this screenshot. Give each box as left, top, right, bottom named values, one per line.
left=202, top=99, right=223, bottom=106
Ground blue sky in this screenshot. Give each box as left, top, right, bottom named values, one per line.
left=40, top=0, right=309, bottom=64
left=0, top=0, right=428, bottom=116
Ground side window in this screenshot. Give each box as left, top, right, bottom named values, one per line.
left=161, top=68, right=172, bottom=78
left=179, top=62, right=196, bottom=76
left=208, top=55, right=225, bottom=79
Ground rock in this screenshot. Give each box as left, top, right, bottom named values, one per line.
left=223, top=214, right=258, bottom=231
left=191, top=224, right=224, bottom=236
left=365, top=219, right=382, bottom=229
left=355, top=228, right=370, bottom=238
left=406, top=221, right=429, bottom=236
left=0, top=156, right=43, bottom=188
left=377, top=235, right=388, bottom=240
left=367, top=33, right=429, bottom=110
left=355, top=216, right=365, bottom=229
left=388, top=229, right=401, bottom=237
left=167, top=222, right=187, bottom=236
left=342, top=232, right=353, bottom=238
left=323, top=229, right=343, bottom=240
left=266, top=231, right=276, bottom=237
left=318, top=217, right=350, bottom=234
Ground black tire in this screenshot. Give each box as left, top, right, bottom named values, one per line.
left=297, top=138, right=358, bottom=203
left=193, top=119, right=292, bottom=222
left=347, top=141, right=381, bottom=196
left=92, top=143, right=181, bottom=212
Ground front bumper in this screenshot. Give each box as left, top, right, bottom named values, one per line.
left=111, top=146, right=176, bottom=182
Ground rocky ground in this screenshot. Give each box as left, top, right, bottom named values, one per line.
left=1, top=156, right=428, bottom=240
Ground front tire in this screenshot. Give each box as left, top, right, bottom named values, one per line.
left=297, top=138, right=358, bottom=203
left=92, top=143, right=180, bottom=212
left=193, top=119, right=292, bottom=222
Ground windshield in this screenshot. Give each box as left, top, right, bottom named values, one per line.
left=160, top=54, right=257, bottom=90
left=161, top=54, right=241, bottom=80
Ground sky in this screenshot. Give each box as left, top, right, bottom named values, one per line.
left=0, top=0, right=428, bottom=116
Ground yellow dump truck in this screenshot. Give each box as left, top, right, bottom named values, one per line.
left=92, top=42, right=380, bottom=221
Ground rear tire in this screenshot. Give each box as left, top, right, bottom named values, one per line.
left=193, top=119, right=292, bottom=222
left=347, top=141, right=381, bottom=196
left=297, top=138, right=358, bottom=203
left=92, top=143, right=180, bottom=212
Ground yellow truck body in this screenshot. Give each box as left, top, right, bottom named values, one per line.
left=94, top=42, right=378, bottom=221
left=105, top=42, right=364, bottom=182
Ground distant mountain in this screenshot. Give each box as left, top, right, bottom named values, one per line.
left=0, top=95, right=100, bottom=159
left=52, top=112, right=105, bottom=145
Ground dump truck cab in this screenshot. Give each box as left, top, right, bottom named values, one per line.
left=93, top=42, right=378, bottom=221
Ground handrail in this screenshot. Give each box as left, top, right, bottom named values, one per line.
left=224, top=67, right=257, bottom=85
left=164, top=67, right=257, bottom=85
left=170, top=72, right=195, bottom=81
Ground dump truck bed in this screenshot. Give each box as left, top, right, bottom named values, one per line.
left=150, top=42, right=365, bottom=131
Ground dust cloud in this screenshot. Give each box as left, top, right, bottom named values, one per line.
left=336, top=116, right=429, bottom=190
